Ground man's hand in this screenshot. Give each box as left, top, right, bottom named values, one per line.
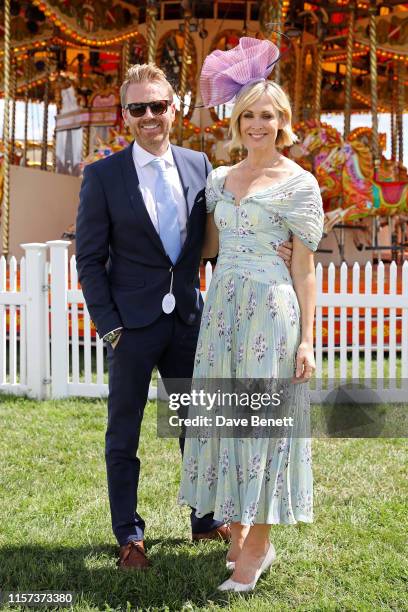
left=111, top=332, right=122, bottom=350
left=277, top=240, right=293, bottom=268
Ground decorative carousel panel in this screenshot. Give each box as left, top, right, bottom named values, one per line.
left=130, top=33, right=147, bottom=65
left=156, top=29, right=197, bottom=120
left=301, top=45, right=317, bottom=121
left=56, top=127, right=83, bottom=176
left=0, top=2, right=53, bottom=47
left=27, top=0, right=140, bottom=45
left=355, top=11, right=408, bottom=59
left=88, top=88, right=121, bottom=153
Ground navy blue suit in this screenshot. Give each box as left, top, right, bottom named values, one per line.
left=76, top=143, right=223, bottom=545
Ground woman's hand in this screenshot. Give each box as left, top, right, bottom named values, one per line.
left=292, top=341, right=315, bottom=383
left=277, top=240, right=292, bottom=268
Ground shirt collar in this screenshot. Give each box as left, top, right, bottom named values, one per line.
left=132, top=140, right=175, bottom=169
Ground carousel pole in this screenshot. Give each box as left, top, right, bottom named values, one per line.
left=2, top=0, right=12, bottom=256
left=313, top=42, right=323, bottom=121
left=23, top=56, right=31, bottom=167
left=293, top=38, right=303, bottom=124
left=260, top=0, right=274, bottom=36
left=396, top=60, right=405, bottom=180
left=40, top=49, right=50, bottom=171
left=76, top=53, right=90, bottom=163
left=10, top=59, right=17, bottom=164
left=343, top=2, right=356, bottom=138
left=177, top=7, right=192, bottom=146
left=368, top=0, right=380, bottom=178
left=260, top=0, right=277, bottom=64
left=122, top=39, right=131, bottom=78
left=390, top=67, right=397, bottom=165
left=52, top=122, right=57, bottom=172
left=368, top=0, right=380, bottom=253
left=82, top=125, right=90, bottom=161
left=52, top=84, right=62, bottom=172
left=146, top=0, right=158, bottom=65
left=274, top=0, right=283, bottom=85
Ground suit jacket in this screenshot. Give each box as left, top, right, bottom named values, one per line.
left=75, top=142, right=212, bottom=338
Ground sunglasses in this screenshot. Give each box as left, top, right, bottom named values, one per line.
left=124, top=100, right=171, bottom=118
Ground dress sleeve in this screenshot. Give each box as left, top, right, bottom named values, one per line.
left=283, top=176, right=324, bottom=252
left=205, top=169, right=219, bottom=214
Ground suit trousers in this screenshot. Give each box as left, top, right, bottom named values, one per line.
left=105, top=310, right=223, bottom=545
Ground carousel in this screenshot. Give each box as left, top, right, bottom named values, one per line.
left=0, top=0, right=407, bottom=264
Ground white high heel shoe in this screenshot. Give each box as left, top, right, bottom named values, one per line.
left=218, top=543, right=276, bottom=592
left=226, top=559, right=235, bottom=571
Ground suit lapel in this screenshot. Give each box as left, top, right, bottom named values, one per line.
left=171, top=145, right=205, bottom=262
left=120, top=143, right=167, bottom=256
left=171, top=145, right=194, bottom=215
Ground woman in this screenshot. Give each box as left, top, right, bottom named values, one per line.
left=178, top=39, right=324, bottom=593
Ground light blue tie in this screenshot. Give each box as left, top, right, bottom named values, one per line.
left=150, top=158, right=181, bottom=264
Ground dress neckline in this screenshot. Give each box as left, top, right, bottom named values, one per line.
left=218, top=165, right=308, bottom=207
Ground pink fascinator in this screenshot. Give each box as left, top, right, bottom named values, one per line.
left=200, top=37, right=280, bottom=107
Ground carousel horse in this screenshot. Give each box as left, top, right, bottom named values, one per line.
left=343, top=139, right=408, bottom=220
left=288, top=121, right=408, bottom=222
left=288, top=120, right=344, bottom=212
left=81, top=129, right=132, bottom=172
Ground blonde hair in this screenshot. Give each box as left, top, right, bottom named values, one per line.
left=120, top=63, right=174, bottom=107
left=229, top=80, right=298, bottom=150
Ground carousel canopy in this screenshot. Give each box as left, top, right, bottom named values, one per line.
left=0, top=0, right=406, bottom=114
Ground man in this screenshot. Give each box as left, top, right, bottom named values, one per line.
left=76, top=64, right=292, bottom=569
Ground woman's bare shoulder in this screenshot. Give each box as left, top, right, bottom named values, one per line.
left=280, top=157, right=306, bottom=174
left=226, top=161, right=245, bottom=175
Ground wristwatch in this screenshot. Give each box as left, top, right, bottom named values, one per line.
left=104, top=329, right=122, bottom=344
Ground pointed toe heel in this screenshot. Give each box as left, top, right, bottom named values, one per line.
left=218, top=543, right=276, bottom=592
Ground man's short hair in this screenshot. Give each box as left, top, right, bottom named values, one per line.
left=120, top=63, right=174, bottom=107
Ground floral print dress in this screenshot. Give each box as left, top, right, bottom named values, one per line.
left=178, top=166, right=324, bottom=525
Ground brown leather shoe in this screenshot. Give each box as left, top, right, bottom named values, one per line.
left=192, top=523, right=231, bottom=542
left=117, top=540, right=151, bottom=570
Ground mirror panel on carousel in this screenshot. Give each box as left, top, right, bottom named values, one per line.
left=156, top=28, right=197, bottom=122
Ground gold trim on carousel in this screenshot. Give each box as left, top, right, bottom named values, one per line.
left=0, top=39, right=50, bottom=57
left=31, top=0, right=139, bottom=47
left=324, top=51, right=367, bottom=62
left=329, top=0, right=370, bottom=7
left=52, top=37, right=122, bottom=55
left=12, top=72, right=59, bottom=95
left=352, top=89, right=388, bottom=113
left=355, top=41, right=408, bottom=62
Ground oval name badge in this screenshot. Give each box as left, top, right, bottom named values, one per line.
left=162, top=293, right=176, bottom=314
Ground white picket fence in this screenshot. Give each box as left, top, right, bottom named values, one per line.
left=0, top=244, right=50, bottom=398
left=0, top=241, right=407, bottom=401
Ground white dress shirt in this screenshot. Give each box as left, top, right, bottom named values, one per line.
left=103, top=141, right=188, bottom=342
left=132, top=140, right=188, bottom=245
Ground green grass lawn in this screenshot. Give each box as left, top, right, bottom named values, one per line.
left=0, top=394, right=407, bottom=611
